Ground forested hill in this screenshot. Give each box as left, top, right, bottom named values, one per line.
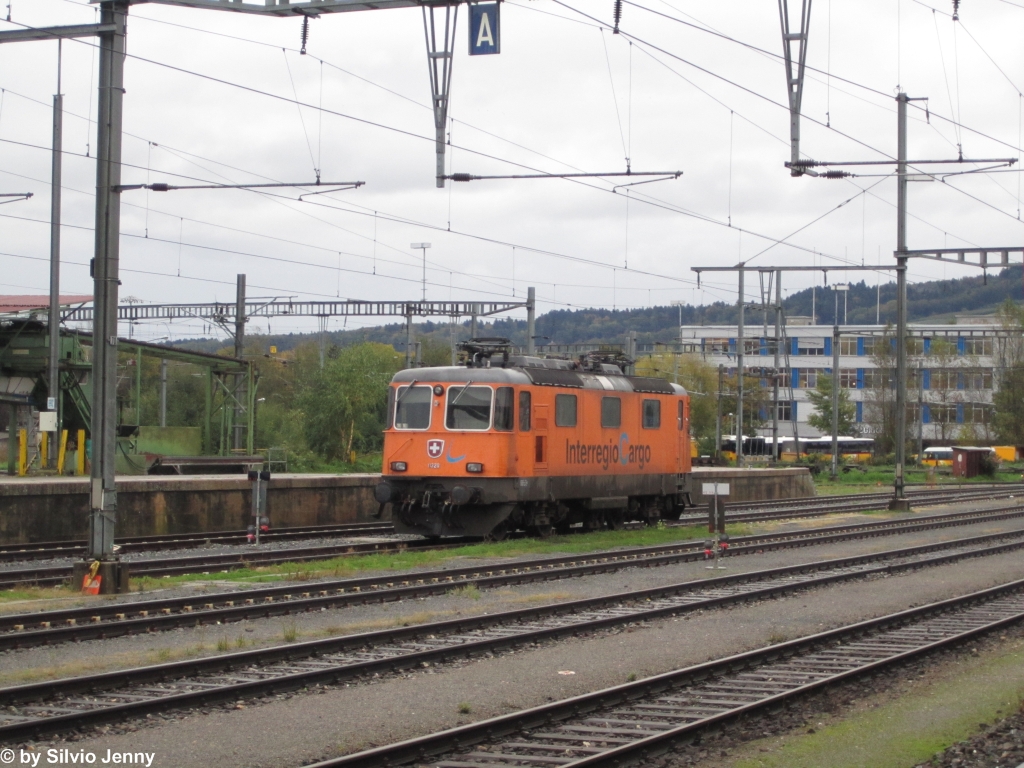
left=175, top=265, right=1023, bottom=355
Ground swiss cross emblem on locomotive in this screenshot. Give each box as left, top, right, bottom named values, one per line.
left=427, top=440, right=445, bottom=459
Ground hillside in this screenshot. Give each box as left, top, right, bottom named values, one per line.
left=173, top=265, right=1024, bottom=355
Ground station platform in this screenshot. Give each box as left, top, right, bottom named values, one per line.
left=0, top=467, right=812, bottom=544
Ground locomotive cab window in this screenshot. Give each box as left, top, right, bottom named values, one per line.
left=519, top=391, right=531, bottom=431
left=494, top=387, right=514, bottom=432
left=446, top=386, right=493, bottom=430
left=642, top=399, right=661, bottom=429
left=601, top=397, right=621, bottom=428
left=677, top=400, right=685, bottom=430
left=555, top=394, right=577, bottom=427
left=394, top=385, right=432, bottom=430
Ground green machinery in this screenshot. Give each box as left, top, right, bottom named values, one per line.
left=1, top=318, right=256, bottom=474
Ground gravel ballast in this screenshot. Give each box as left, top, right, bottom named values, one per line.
left=17, top=543, right=1024, bottom=768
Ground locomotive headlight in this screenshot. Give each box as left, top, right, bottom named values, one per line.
left=390, top=461, right=408, bottom=472
left=466, top=462, right=484, bottom=473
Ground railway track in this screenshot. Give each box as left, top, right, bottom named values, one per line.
left=2, top=484, right=1018, bottom=568
left=0, top=521, right=397, bottom=564
left=3, top=502, right=1024, bottom=649
left=1, top=486, right=1020, bottom=589
left=303, top=576, right=1024, bottom=768
left=675, top=484, right=1024, bottom=526
left=0, top=528, right=1021, bottom=742
left=0, top=535, right=479, bottom=590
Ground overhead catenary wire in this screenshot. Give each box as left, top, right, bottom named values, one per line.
left=2, top=23, right=889, bottom=274
left=599, top=26, right=629, bottom=165
left=41, top=4, right=1024, bottom=231
left=6, top=1, right=1015, bottom=305
left=282, top=49, right=320, bottom=182
left=617, top=0, right=1024, bottom=156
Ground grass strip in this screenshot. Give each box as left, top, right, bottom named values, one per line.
left=122, top=524, right=723, bottom=591
left=731, top=635, right=1024, bottom=768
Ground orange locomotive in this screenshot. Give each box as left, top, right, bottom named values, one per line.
left=375, top=342, right=693, bottom=539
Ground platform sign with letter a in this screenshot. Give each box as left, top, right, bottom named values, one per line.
left=469, top=2, right=500, bottom=55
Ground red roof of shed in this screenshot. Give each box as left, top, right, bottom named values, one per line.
left=0, top=295, right=92, bottom=313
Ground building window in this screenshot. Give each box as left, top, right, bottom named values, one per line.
left=797, top=338, right=825, bottom=356
left=838, top=368, right=858, bottom=388
left=555, top=394, right=577, bottom=427
left=601, top=397, right=621, bottom=428
left=862, top=369, right=890, bottom=390
left=838, top=336, right=858, bottom=356
left=907, top=338, right=926, bottom=356
left=930, top=404, right=958, bottom=424
left=963, top=338, right=993, bottom=356
left=743, top=339, right=762, bottom=355
left=776, top=401, right=793, bottom=421
left=964, top=403, right=993, bottom=423
left=929, top=369, right=959, bottom=390
left=704, top=338, right=730, bottom=354
left=962, top=369, right=993, bottom=390
left=797, top=369, right=819, bottom=389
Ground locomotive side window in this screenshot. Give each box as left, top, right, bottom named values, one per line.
left=642, top=399, right=661, bottom=429
left=677, top=400, right=684, bottom=430
left=555, top=394, right=577, bottom=427
left=601, top=397, right=621, bottom=428
left=446, top=386, right=493, bottom=430
left=519, top=391, right=531, bottom=431
left=494, top=387, right=515, bottom=432
left=394, top=385, right=431, bottom=430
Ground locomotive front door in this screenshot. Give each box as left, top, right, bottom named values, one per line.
left=533, top=403, right=549, bottom=474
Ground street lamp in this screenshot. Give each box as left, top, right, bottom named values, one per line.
left=411, top=243, right=431, bottom=301
left=670, top=300, right=685, bottom=344
left=833, top=283, right=850, bottom=326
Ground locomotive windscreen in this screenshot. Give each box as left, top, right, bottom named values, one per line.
left=395, top=385, right=432, bottom=430
left=446, top=386, right=493, bottom=430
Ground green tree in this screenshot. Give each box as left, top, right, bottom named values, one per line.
left=993, top=301, right=1024, bottom=443
left=863, top=326, right=898, bottom=454
left=806, top=373, right=857, bottom=437
left=296, top=342, right=402, bottom=460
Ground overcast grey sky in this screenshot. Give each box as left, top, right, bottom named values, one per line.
left=1, top=0, right=1022, bottom=342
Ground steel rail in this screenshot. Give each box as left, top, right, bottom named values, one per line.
left=1, top=485, right=1016, bottom=567
left=0, top=537, right=476, bottom=590
left=1, top=487, right=1020, bottom=588
left=1, top=531, right=1023, bottom=741
left=305, top=577, right=1024, bottom=768
left=3, top=503, right=1024, bottom=645
left=0, top=522, right=397, bottom=563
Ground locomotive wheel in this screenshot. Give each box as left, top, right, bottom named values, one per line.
left=606, top=511, right=626, bottom=531
left=485, top=521, right=510, bottom=542
left=527, top=523, right=554, bottom=538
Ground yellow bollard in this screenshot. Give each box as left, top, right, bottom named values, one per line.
left=18, top=429, right=27, bottom=476
left=40, top=432, right=48, bottom=468
left=58, top=430, right=68, bottom=475
left=76, top=429, right=86, bottom=476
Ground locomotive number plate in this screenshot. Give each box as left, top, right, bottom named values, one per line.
left=428, top=462, right=440, bottom=469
